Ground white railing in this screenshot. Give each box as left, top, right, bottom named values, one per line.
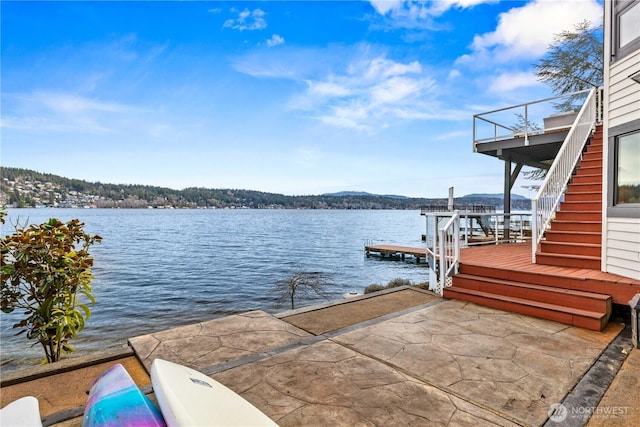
left=425, top=211, right=532, bottom=295
left=426, top=211, right=460, bottom=296
left=458, top=212, right=531, bottom=246
left=531, top=87, right=598, bottom=262
left=473, top=89, right=593, bottom=149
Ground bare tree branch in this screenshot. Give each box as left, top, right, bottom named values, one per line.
left=274, top=272, right=332, bottom=310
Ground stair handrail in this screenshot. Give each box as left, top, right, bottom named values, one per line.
left=435, top=211, right=460, bottom=296
left=531, top=87, right=597, bottom=263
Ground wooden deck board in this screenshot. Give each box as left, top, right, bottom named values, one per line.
left=365, top=244, right=426, bottom=260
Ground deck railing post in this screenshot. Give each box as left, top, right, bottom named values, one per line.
left=454, top=212, right=460, bottom=275
left=524, top=104, right=529, bottom=146
left=531, top=199, right=538, bottom=263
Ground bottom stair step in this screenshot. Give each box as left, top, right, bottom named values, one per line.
left=535, top=252, right=601, bottom=269
left=443, top=286, right=608, bottom=331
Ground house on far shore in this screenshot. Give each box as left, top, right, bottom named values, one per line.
left=602, top=0, right=640, bottom=281
left=426, top=0, right=640, bottom=332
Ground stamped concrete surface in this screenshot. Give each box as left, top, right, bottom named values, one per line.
left=333, top=300, right=622, bottom=427
left=281, top=287, right=438, bottom=335
left=127, top=295, right=623, bottom=427
left=129, top=310, right=312, bottom=372
left=212, top=339, right=519, bottom=427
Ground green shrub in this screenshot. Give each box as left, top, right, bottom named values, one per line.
left=1, top=216, right=102, bottom=364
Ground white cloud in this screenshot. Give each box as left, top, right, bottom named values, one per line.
left=297, top=53, right=438, bottom=130
left=307, top=80, right=352, bottom=97
left=369, top=0, right=404, bottom=15
left=488, top=71, right=539, bottom=92
left=447, top=69, right=461, bottom=80
left=223, top=8, right=267, bottom=31
left=368, top=0, right=497, bottom=28
left=458, top=0, right=602, bottom=66
left=34, top=92, right=128, bottom=115
left=363, top=57, right=422, bottom=79
left=370, top=76, right=423, bottom=105
left=232, top=43, right=475, bottom=131
left=1, top=91, right=139, bottom=134
left=266, top=34, right=285, bottom=47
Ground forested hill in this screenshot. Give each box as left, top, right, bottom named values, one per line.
left=1, top=167, right=531, bottom=210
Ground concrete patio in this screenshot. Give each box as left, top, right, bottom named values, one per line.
left=127, top=287, right=628, bottom=426
left=1, top=287, right=637, bottom=426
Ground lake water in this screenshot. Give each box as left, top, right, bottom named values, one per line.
left=1, top=208, right=429, bottom=372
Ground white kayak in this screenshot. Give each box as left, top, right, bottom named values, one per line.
left=0, top=396, right=43, bottom=427
left=150, top=358, right=278, bottom=427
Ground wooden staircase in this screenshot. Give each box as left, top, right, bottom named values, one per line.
left=443, top=271, right=611, bottom=331
left=535, top=126, right=603, bottom=270
left=444, top=126, right=612, bottom=331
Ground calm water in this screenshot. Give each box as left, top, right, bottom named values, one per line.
left=1, top=208, right=428, bottom=372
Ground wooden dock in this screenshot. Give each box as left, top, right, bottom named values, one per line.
left=364, top=244, right=427, bottom=263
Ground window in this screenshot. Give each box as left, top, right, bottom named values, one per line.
left=613, top=0, right=640, bottom=60
left=615, top=131, right=640, bottom=205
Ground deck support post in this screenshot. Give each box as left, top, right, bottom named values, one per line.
left=504, top=159, right=512, bottom=241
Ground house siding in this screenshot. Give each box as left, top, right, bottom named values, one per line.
left=605, top=218, right=640, bottom=280
left=602, top=0, right=640, bottom=281
left=608, top=50, right=640, bottom=127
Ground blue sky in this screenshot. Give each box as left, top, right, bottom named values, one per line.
left=1, top=0, right=602, bottom=197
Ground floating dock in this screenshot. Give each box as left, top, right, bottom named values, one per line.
left=364, top=244, right=427, bottom=263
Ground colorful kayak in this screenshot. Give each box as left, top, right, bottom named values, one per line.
left=0, top=396, right=43, bottom=427
left=82, top=363, right=166, bottom=427
left=151, top=358, right=278, bottom=427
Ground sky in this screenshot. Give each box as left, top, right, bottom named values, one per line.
left=1, top=0, right=603, bottom=198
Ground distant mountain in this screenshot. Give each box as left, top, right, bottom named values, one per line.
left=322, top=191, right=408, bottom=199
left=464, top=193, right=529, bottom=200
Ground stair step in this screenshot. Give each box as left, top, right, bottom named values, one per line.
left=443, top=287, right=608, bottom=331
left=586, top=146, right=603, bottom=153
left=586, top=141, right=603, bottom=150
left=563, top=192, right=602, bottom=202
left=540, top=241, right=601, bottom=257
left=575, top=165, right=602, bottom=176
left=571, top=174, right=602, bottom=185
left=535, top=252, right=601, bottom=270
left=578, top=159, right=603, bottom=169
left=559, top=200, right=602, bottom=212
left=555, top=210, right=601, bottom=221
left=549, top=220, right=601, bottom=232
left=545, top=230, right=601, bottom=244
left=583, top=151, right=603, bottom=161
left=452, top=274, right=611, bottom=312
left=568, top=182, right=602, bottom=193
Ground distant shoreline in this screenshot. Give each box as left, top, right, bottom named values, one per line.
left=1, top=166, right=532, bottom=211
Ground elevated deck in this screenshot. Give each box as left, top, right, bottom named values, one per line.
left=475, top=130, right=569, bottom=168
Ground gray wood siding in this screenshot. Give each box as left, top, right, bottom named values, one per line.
left=605, top=217, right=640, bottom=280
left=608, top=51, right=640, bottom=128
